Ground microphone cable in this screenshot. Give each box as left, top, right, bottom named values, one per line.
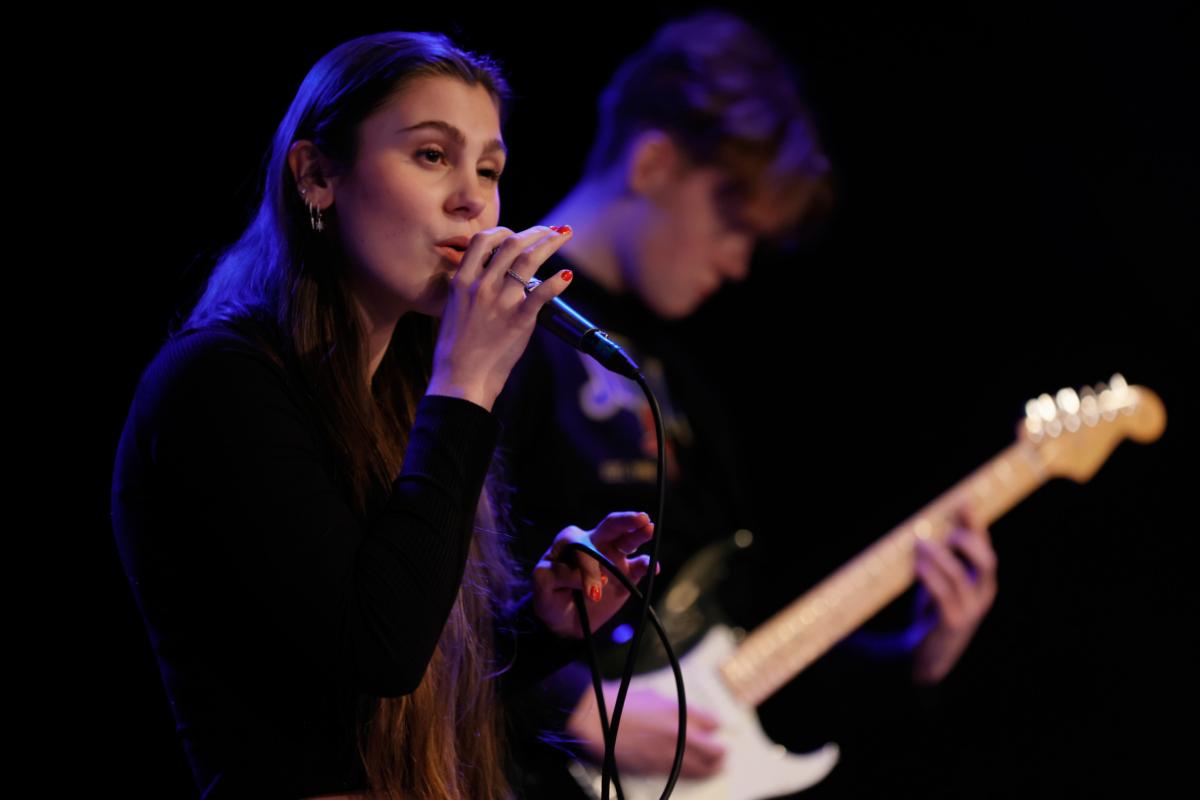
left=568, top=373, right=684, bottom=800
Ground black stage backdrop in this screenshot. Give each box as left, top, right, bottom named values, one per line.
left=68, top=2, right=1194, bottom=796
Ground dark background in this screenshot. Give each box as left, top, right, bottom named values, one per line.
left=72, top=2, right=1194, bottom=796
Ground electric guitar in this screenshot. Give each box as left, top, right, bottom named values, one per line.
left=571, top=375, right=1167, bottom=800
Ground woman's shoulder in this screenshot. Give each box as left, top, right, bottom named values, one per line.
left=128, top=318, right=298, bottom=427
left=162, top=318, right=281, bottom=369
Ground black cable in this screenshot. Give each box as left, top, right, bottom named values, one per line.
left=569, top=544, right=687, bottom=800
left=570, top=373, right=682, bottom=800
left=572, top=584, right=625, bottom=800
left=607, top=374, right=668, bottom=799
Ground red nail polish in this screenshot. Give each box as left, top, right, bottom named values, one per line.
left=552, top=224, right=573, bottom=235
left=589, top=585, right=602, bottom=602
left=600, top=575, right=608, bottom=585
left=561, top=270, right=573, bottom=282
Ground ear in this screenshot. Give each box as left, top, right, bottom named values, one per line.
left=624, top=130, right=687, bottom=198
left=286, top=140, right=338, bottom=209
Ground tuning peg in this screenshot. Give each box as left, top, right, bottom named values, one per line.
left=1056, top=388, right=1081, bottom=431
left=1056, top=387, right=1080, bottom=414
left=1037, top=393, right=1057, bottom=423
left=1098, top=384, right=1119, bottom=420
left=1109, top=373, right=1136, bottom=415
left=1024, top=398, right=1044, bottom=438
left=1079, top=385, right=1100, bottom=426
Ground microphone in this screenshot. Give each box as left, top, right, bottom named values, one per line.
left=484, top=245, right=641, bottom=379
left=535, top=296, right=641, bottom=380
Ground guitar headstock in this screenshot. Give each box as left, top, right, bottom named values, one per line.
left=1019, top=374, right=1166, bottom=483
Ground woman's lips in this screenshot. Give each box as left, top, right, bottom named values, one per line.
left=435, top=245, right=465, bottom=265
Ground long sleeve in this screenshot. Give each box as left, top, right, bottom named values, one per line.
left=111, top=326, right=500, bottom=794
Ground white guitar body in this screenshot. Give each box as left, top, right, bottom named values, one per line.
left=569, top=625, right=840, bottom=800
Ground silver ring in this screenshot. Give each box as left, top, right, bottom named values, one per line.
left=506, top=268, right=541, bottom=294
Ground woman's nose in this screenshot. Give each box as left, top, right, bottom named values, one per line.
left=445, top=171, right=489, bottom=219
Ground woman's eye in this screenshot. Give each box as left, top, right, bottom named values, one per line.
left=418, top=149, right=446, bottom=165
left=479, top=168, right=503, bottom=182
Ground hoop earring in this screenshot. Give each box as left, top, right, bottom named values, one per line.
left=299, top=188, right=325, bottom=232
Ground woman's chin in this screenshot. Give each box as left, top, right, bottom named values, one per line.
left=418, top=278, right=452, bottom=318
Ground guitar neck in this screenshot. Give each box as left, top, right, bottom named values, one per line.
left=720, top=438, right=1046, bottom=707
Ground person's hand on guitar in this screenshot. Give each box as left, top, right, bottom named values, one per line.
left=566, top=678, right=727, bottom=778
left=910, top=508, right=999, bottom=684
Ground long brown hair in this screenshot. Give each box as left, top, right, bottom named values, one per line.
left=185, top=31, right=521, bottom=799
